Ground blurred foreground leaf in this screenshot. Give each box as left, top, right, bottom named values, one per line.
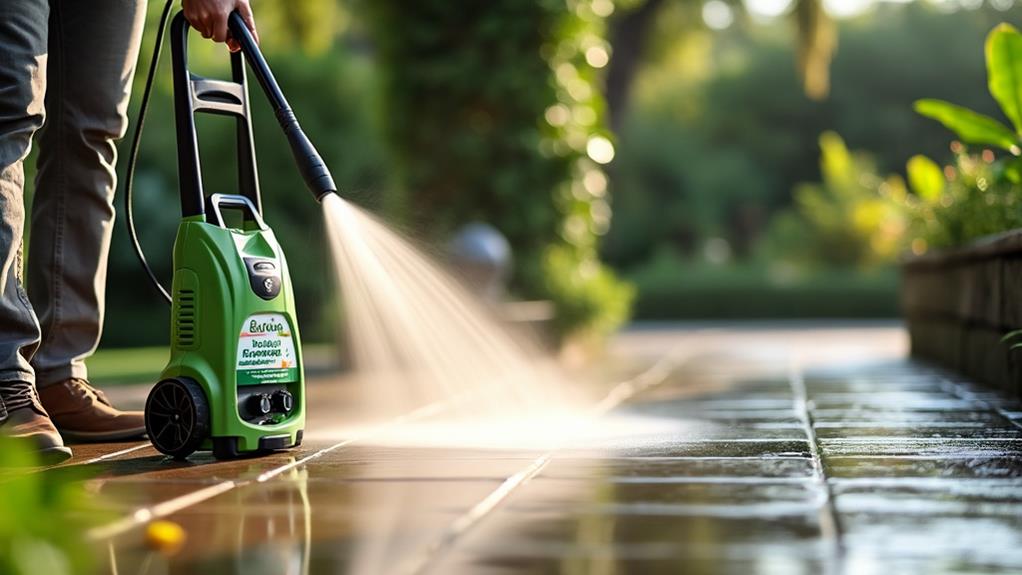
left=0, top=438, right=108, bottom=575
left=914, top=99, right=1018, bottom=152
left=986, top=23, right=1022, bottom=134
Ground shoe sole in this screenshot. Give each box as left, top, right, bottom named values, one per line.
left=59, top=427, right=148, bottom=443
left=35, top=446, right=73, bottom=466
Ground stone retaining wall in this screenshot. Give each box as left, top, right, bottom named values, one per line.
left=902, top=230, right=1022, bottom=399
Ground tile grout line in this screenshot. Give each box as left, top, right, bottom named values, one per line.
left=788, top=355, right=845, bottom=572
left=81, top=443, right=152, bottom=465
left=7, top=442, right=153, bottom=479
left=400, top=340, right=705, bottom=575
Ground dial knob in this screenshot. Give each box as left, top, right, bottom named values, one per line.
left=272, top=390, right=294, bottom=413
left=249, top=393, right=272, bottom=415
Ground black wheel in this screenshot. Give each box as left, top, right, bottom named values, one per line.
left=145, top=378, right=210, bottom=459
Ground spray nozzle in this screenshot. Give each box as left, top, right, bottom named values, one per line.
left=227, top=12, right=338, bottom=202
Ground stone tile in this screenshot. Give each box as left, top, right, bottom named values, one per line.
left=804, top=379, right=947, bottom=395
left=811, top=409, right=1010, bottom=424
left=457, top=511, right=826, bottom=556
left=105, top=505, right=464, bottom=575
left=80, top=448, right=301, bottom=482
left=840, top=513, right=1022, bottom=569
left=570, top=422, right=806, bottom=443
left=832, top=480, right=1022, bottom=515
left=94, top=476, right=503, bottom=517
left=621, top=403, right=800, bottom=423
left=648, top=398, right=797, bottom=411
left=825, top=456, right=1022, bottom=479
left=809, top=392, right=975, bottom=410
left=87, top=480, right=230, bottom=511
left=540, top=457, right=815, bottom=481
left=818, top=438, right=1022, bottom=458
left=562, top=439, right=812, bottom=458
left=504, top=478, right=823, bottom=517
left=319, top=445, right=547, bottom=462
left=300, top=458, right=532, bottom=481
left=813, top=423, right=1022, bottom=439
left=839, top=553, right=1019, bottom=575
left=437, top=551, right=832, bottom=575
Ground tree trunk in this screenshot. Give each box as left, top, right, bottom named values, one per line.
left=605, top=0, right=666, bottom=132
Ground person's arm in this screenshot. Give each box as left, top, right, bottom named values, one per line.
left=181, top=0, right=258, bottom=52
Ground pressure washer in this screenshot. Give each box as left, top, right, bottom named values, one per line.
left=125, top=3, right=336, bottom=459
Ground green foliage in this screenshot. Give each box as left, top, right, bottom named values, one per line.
left=915, top=24, right=1022, bottom=155
left=902, top=147, right=1022, bottom=251
left=542, top=244, right=634, bottom=338
left=626, top=248, right=898, bottom=319
left=604, top=3, right=1022, bottom=272
left=906, top=154, right=944, bottom=202
left=764, top=132, right=907, bottom=269
left=986, top=23, right=1022, bottom=135
left=907, top=23, right=1022, bottom=252
left=364, top=0, right=631, bottom=340
left=0, top=439, right=107, bottom=575
left=914, top=99, right=1019, bottom=152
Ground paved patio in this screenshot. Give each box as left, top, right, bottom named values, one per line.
left=44, top=323, right=1022, bottom=574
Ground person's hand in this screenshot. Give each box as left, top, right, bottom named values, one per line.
left=181, top=0, right=258, bottom=52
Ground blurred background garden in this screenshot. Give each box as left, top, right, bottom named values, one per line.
left=25, top=0, right=1022, bottom=351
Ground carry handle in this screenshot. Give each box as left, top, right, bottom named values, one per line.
left=171, top=12, right=262, bottom=219
left=226, top=11, right=338, bottom=201
left=206, top=193, right=268, bottom=231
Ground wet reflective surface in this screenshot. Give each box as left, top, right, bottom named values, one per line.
left=48, top=325, right=1022, bottom=573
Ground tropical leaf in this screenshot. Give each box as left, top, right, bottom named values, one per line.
left=1002, top=329, right=1022, bottom=343
left=986, top=23, right=1022, bottom=134
left=906, top=155, right=945, bottom=202
left=914, top=99, right=1019, bottom=153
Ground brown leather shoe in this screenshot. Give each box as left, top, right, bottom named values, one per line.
left=39, top=379, right=146, bottom=442
left=0, top=382, right=72, bottom=465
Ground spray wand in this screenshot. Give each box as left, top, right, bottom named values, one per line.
left=225, top=12, right=337, bottom=201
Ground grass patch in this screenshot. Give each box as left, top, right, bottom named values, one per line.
left=86, top=346, right=168, bottom=385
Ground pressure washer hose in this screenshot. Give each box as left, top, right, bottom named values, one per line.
left=123, top=0, right=176, bottom=305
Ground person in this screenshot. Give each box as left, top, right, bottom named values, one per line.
left=0, top=0, right=259, bottom=464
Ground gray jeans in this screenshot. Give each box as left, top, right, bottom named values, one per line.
left=0, top=0, right=146, bottom=390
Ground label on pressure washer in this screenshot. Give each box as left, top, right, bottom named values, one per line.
left=236, top=313, right=299, bottom=385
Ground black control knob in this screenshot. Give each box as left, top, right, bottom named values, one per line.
left=249, top=393, right=272, bottom=416
left=272, top=390, right=294, bottom=413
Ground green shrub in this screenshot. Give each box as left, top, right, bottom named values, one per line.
left=903, top=146, right=1022, bottom=251
left=543, top=244, right=634, bottom=338
left=763, top=132, right=907, bottom=269
left=364, top=0, right=632, bottom=340
left=627, top=249, right=898, bottom=319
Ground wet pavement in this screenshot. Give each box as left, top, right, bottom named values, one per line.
left=42, top=324, right=1022, bottom=574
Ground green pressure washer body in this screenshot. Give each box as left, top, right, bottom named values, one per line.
left=136, top=10, right=337, bottom=459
